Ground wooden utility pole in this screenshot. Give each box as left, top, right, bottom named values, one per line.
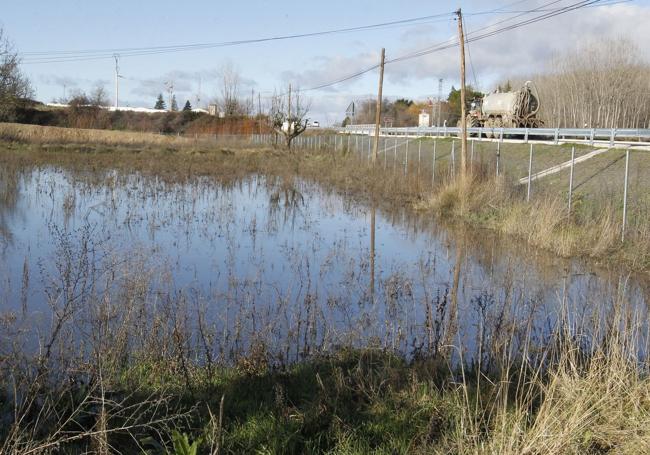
left=456, top=9, right=468, bottom=180
left=370, top=204, right=376, bottom=303
left=258, top=92, right=262, bottom=135
left=372, top=48, right=385, bottom=163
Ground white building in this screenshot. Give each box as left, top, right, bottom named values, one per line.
left=418, top=111, right=430, bottom=128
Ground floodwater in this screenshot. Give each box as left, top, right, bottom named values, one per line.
left=0, top=166, right=648, bottom=363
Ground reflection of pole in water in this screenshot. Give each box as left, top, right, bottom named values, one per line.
left=370, top=204, right=376, bottom=302
left=445, top=238, right=464, bottom=346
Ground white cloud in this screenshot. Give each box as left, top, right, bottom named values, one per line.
left=282, top=3, right=650, bottom=99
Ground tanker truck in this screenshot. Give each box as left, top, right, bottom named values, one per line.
left=458, top=81, right=542, bottom=138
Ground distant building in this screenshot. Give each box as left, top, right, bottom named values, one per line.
left=418, top=111, right=430, bottom=128
left=208, top=104, right=218, bottom=116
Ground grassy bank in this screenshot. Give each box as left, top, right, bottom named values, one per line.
left=419, top=173, right=649, bottom=271
left=3, top=334, right=649, bottom=453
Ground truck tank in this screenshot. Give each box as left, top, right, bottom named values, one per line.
left=482, top=92, right=519, bottom=117
left=460, top=82, right=542, bottom=137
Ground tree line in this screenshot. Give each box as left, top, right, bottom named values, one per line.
left=2, top=28, right=649, bottom=131
left=533, top=38, right=650, bottom=129
left=0, top=28, right=32, bottom=122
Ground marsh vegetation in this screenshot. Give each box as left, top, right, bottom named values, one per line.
left=0, top=125, right=649, bottom=454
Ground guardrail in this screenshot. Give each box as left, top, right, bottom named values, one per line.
left=339, top=125, right=650, bottom=146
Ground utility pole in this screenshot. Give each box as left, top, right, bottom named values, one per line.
left=165, top=81, right=174, bottom=112
left=196, top=76, right=202, bottom=109
left=456, top=9, right=468, bottom=180
left=113, top=54, right=120, bottom=109
left=437, top=78, right=443, bottom=127
left=258, top=92, right=262, bottom=135
left=372, top=48, right=385, bottom=163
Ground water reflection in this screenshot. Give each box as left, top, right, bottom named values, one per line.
left=0, top=165, right=646, bottom=364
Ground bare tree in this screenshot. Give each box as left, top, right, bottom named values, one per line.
left=0, top=28, right=33, bottom=122
left=218, top=62, right=243, bottom=117
left=269, top=86, right=310, bottom=149
left=89, top=85, right=109, bottom=107
left=525, top=38, right=650, bottom=129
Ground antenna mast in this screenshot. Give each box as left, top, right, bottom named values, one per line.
left=113, top=54, right=120, bottom=109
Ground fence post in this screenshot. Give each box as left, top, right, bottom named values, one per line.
left=554, top=128, right=559, bottom=145
left=368, top=135, right=371, bottom=161
left=610, top=129, right=615, bottom=147
left=347, top=134, right=350, bottom=153
left=524, top=128, right=529, bottom=143
left=404, top=139, right=409, bottom=175
left=319, top=135, right=322, bottom=150
left=384, top=137, right=387, bottom=169
left=622, top=148, right=630, bottom=242
left=393, top=138, right=397, bottom=169
left=496, top=141, right=501, bottom=177
left=418, top=138, right=422, bottom=174
left=432, top=139, right=437, bottom=186
left=451, top=140, right=456, bottom=175
left=527, top=143, right=533, bottom=202
left=406, top=134, right=410, bottom=158
left=568, top=146, right=575, bottom=216
left=471, top=139, right=475, bottom=164
left=590, top=129, right=595, bottom=146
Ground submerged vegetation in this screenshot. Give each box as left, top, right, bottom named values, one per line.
left=0, top=123, right=649, bottom=453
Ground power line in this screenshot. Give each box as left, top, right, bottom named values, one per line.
left=387, top=0, right=569, bottom=63
left=289, top=0, right=604, bottom=96
left=387, top=0, right=604, bottom=64
left=24, top=0, right=610, bottom=101
left=463, top=16, right=479, bottom=89
left=22, top=0, right=623, bottom=65
left=20, top=12, right=456, bottom=64
left=466, top=0, right=631, bottom=15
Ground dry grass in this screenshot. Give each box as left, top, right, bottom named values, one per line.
left=421, top=173, right=650, bottom=270
left=0, top=122, right=198, bottom=147
left=441, top=349, right=650, bottom=455
left=433, top=288, right=650, bottom=455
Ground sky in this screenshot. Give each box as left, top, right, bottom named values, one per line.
left=3, top=0, right=650, bottom=125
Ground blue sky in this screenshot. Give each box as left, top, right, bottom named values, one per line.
left=4, top=0, right=650, bottom=124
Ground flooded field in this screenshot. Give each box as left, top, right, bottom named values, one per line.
left=1, top=164, right=647, bottom=364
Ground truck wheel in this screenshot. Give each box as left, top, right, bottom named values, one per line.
left=458, top=117, right=478, bottom=137
left=484, top=118, right=494, bottom=139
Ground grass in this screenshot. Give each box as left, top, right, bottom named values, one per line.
left=420, top=170, right=649, bottom=271
left=6, top=337, right=648, bottom=453
left=122, top=350, right=457, bottom=454
left=0, top=121, right=199, bottom=147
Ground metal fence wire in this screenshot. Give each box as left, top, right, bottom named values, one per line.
left=191, top=131, right=648, bottom=245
